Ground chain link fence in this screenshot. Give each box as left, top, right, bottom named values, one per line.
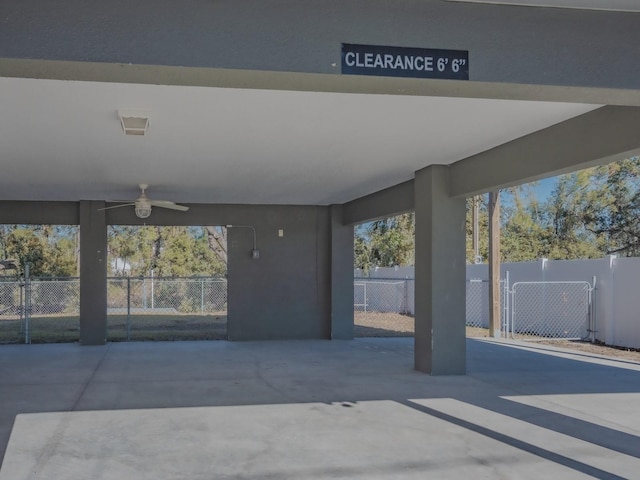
left=0, top=273, right=594, bottom=343
left=354, top=278, right=414, bottom=337
left=0, top=276, right=227, bottom=343
left=354, top=275, right=594, bottom=340
left=0, top=277, right=80, bottom=344
left=353, top=277, right=507, bottom=338
left=0, top=278, right=21, bottom=319
left=509, top=281, right=593, bottom=340
left=107, top=277, right=228, bottom=341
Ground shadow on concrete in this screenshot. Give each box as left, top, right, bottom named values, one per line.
left=354, top=325, right=413, bottom=337
left=1, top=338, right=639, bottom=478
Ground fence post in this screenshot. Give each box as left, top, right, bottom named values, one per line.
left=126, top=277, right=131, bottom=342
left=19, top=280, right=24, bottom=336
left=590, top=275, right=597, bottom=343
left=503, top=270, right=510, bottom=337
left=201, top=278, right=205, bottom=314
left=24, top=263, right=31, bottom=344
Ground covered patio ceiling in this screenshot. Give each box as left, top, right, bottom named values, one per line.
left=0, top=73, right=601, bottom=206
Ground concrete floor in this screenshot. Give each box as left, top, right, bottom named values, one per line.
left=0, top=338, right=639, bottom=479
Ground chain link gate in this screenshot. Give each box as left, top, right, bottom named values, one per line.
left=509, top=280, right=595, bottom=340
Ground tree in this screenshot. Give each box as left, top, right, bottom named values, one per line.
left=501, top=188, right=549, bottom=261
left=107, top=226, right=227, bottom=277
left=205, top=226, right=228, bottom=265
left=574, top=157, right=640, bottom=256
left=543, top=172, right=600, bottom=259
left=355, top=213, right=414, bottom=273
left=1, top=225, right=78, bottom=276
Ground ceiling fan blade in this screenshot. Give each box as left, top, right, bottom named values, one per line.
left=98, top=203, right=135, bottom=211
left=149, top=200, right=189, bottom=212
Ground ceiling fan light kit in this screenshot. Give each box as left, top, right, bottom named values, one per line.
left=99, top=184, right=189, bottom=218
left=134, top=203, right=152, bottom=218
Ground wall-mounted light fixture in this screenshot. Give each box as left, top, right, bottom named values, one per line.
left=226, top=225, right=260, bottom=259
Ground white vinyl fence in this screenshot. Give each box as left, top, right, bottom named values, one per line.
left=364, top=256, right=640, bottom=349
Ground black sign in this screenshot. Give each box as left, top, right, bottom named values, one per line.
left=342, top=43, right=468, bottom=80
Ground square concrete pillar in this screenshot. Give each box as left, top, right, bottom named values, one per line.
left=79, top=200, right=108, bottom=345
left=414, top=165, right=466, bottom=374
left=330, top=205, right=354, bottom=339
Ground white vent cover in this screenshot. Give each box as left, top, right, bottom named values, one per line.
left=117, top=109, right=151, bottom=136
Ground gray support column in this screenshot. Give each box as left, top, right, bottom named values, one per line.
left=330, top=205, right=354, bottom=339
left=79, top=200, right=107, bottom=345
left=414, top=165, right=466, bottom=375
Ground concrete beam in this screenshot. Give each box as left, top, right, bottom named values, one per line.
left=342, top=180, right=414, bottom=226
left=450, top=106, right=640, bottom=198
left=0, top=201, right=78, bottom=224
left=3, top=58, right=640, bottom=106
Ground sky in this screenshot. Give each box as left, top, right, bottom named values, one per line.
left=533, top=177, right=556, bottom=200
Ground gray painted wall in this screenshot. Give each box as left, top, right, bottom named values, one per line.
left=0, top=201, right=348, bottom=342
left=226, top=205, right=332, bottom=341
left=1, top=0, right=639, bottom=90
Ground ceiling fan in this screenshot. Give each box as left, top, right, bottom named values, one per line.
left=101, top=184, right=189, bottom=218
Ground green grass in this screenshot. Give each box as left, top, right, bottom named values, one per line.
left=0, top=314, right=227, bottom=344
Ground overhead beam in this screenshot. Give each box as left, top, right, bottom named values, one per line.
left=342, top=180, right=414, bottom=226
left=2, top=58, right=640, bottom=106
left=450, top=105, right=640, bottom=198
left=0, top=201, right=78, bottom=224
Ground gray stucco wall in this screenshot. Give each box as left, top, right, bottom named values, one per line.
left=226, top=205, right=332, bottom=341
left=1, top=0, right=639, bottom=90
left=0, top=202, right=346, bottom=342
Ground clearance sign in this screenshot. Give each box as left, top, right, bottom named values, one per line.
left=341, top=44, right=468, bottom=80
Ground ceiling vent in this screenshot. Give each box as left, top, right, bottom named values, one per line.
left=117, top=109, right=150, bottom=136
